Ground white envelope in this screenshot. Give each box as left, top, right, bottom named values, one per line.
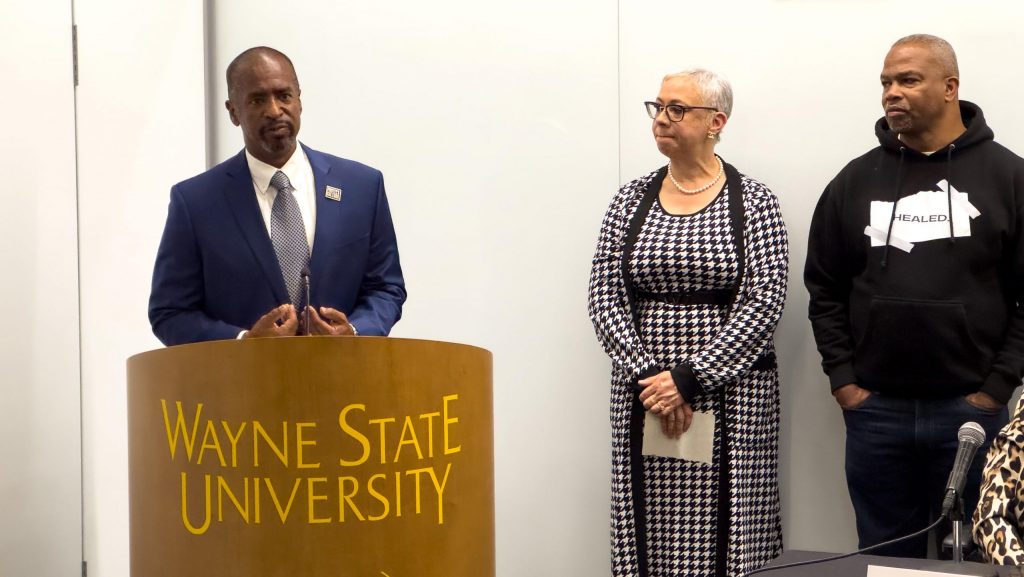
left=642, top=409, right=715, bottom=464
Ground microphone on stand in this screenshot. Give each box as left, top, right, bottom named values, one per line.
left=741, top=420, right=993, bottom=577
left=942, top=421, right=987, bottom=565
left=941, top=421, right=987, bottom=517
left=301, top=266, right=311, bottom=336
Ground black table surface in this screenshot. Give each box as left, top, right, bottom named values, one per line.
left=760, top=549, right=1022, bottom=576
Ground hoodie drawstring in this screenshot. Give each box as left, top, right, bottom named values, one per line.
left=881, top=147, right=906, bottom=269
left=946, top=143, right=956, bottom=243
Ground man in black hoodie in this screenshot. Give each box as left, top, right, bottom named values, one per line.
left=805, top=34, right=1024, bottom=557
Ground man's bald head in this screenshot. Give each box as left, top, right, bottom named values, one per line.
left=226, top=47, right=298, bottom=100
left=224, top=46, right=302, bottom=167
left=881, top=34, right=965, bottom=152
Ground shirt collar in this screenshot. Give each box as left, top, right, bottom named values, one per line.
left=245, top=143, right=306, bottom=194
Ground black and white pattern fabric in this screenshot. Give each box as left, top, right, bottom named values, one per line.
left=589, top=168, right=789, bottom=577
left=269, top=170, right=310, bottom=310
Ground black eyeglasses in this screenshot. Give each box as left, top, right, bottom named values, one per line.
left=644, top=101, right=717, bottom=122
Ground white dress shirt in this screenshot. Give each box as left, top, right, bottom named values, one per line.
left=236, top=144, right=317, bottom=339
left=245, top=144, right=317, bottom=251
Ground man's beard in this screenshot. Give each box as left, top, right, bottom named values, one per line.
left=887, top=117, right=913, bottom=133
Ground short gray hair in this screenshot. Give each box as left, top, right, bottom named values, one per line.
left=663, top=68, right=733, bottom=118
left=891, top=34, right=959, bottom=77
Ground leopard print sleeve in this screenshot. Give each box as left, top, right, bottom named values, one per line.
left=973, top=425, right=1024, bottom=565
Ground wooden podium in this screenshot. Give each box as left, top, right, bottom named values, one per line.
left=127, top=337, right=493, bottom=577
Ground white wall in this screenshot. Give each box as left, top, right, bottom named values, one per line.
left=208, top=1, right=618, bottom=574
left=619, top=0, right=1024, bottom=552
left=75, top=1, right=206, bottom=575
left=60, top=1, right=1024, bottom=576
left=0, top=2, right=81, bottom=576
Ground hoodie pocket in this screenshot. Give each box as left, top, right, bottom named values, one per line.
left=857, top=296, right=984, bottom=386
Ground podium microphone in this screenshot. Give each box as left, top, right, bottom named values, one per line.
left=941, top=421, right=986, bottom=516
left=301, top=266, right=311, bottom=335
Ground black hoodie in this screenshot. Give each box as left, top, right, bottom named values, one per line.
left=805, top=101, right=1024, bottom=404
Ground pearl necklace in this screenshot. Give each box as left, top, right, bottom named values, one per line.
left=668, top=156, right=724, bottom=195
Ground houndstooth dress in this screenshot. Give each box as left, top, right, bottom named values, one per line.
left=588, top=164, right=788, bottom=577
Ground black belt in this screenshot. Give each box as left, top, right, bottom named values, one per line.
left=636, top=288, right=733, bottom=306
left=637, top=289, right=777, bottom=371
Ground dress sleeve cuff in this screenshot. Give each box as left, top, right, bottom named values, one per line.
left=670, top=363, right=701, bottom=404
left=633, top=366, right=661, bottom=390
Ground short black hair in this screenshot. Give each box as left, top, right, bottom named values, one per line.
left=226, top=46, right=297, bottom=99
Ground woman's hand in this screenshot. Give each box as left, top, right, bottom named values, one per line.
left=638, top=371, right=683, bottom=415
left=660, top=403, right=694, bottom=439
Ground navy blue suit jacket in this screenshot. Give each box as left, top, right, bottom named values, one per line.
left=149, top=144, right=406, bottom=345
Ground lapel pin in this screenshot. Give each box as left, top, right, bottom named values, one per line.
left=325, top=185, right=342, bottom=202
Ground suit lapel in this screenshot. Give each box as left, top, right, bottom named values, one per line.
left=306, top=145, right=334, bottom=300
left=222, top=150, right=290, bottom=305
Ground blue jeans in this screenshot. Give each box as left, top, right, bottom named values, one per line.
left=843, top=393, right=1008, bottom=558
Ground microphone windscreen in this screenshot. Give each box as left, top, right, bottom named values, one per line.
left=958, top=421, right=986, bottom=446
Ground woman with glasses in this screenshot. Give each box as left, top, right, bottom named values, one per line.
left=588, top=69, right=789, bottom=577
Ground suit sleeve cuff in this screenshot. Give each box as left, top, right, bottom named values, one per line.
left=827, top=363, right=857, bottom=392
left=670, top=363, right=701, bottom=404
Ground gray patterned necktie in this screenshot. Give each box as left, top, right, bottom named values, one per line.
left=269, top=170, right=309, bottom=310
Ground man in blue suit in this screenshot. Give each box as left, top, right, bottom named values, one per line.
left=149, top=47, right=406, bottom=345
